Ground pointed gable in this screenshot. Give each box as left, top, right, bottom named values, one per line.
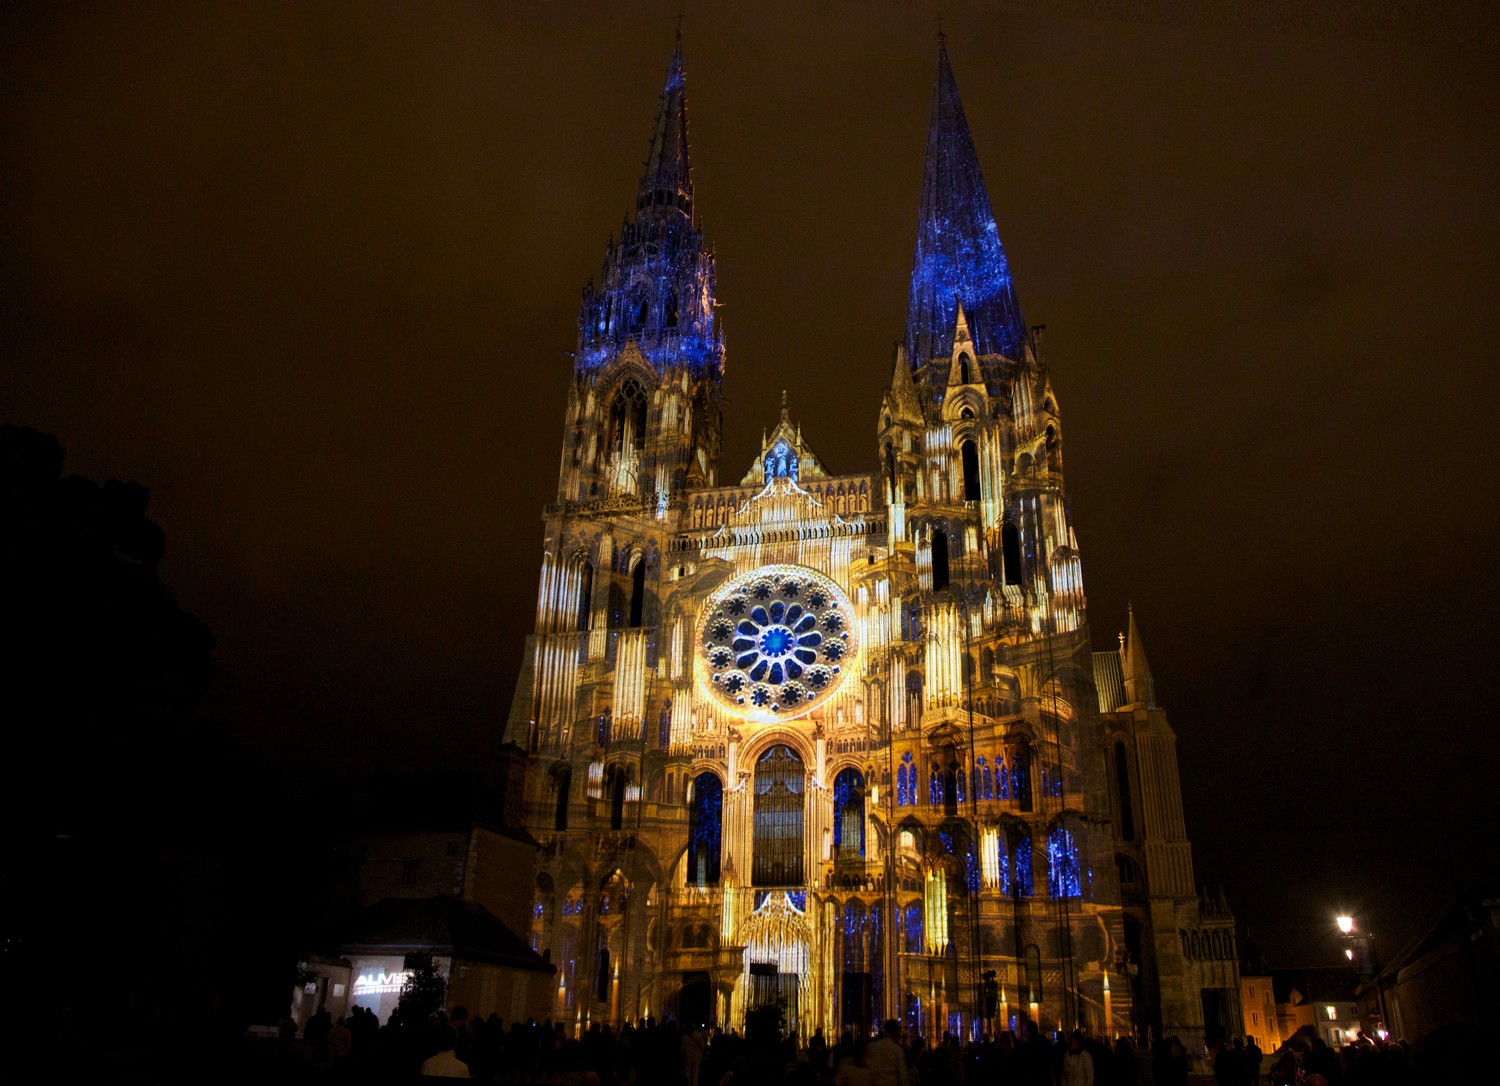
left=740, top=392, right=830, bottom=485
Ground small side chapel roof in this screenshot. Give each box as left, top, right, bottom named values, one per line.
left=738, top=390, right=831, bottom=485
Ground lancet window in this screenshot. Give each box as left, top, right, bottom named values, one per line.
left=932, top=529, right=950, bottom=590
left=608, top=378, right=649, bottom=455
left=897, top=752, right=915, bottom=806
left=1047, top=826, right=1082, bottom=899
left=832, top=768, right=865, bottom=859
left=688, top=771, right=723, bottom=886
left=1014, top=833, right=1034, bottom=897
left=752, top=745, right=805, bottom=887
left=960, top=439, right=981, bottom=501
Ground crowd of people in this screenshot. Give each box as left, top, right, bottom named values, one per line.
left=273, top=1008, right=1481, bottom=1084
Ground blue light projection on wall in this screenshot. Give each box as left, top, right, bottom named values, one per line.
left=1048, top=827, right=1081, bottom=899
left=904, top=902, right=924, bottom=954
left=1015, top=835, right=1034, bottom=897
left=964, top=840, right=981, bottom=894
left=762, top=439, right=800, bottom=484
left=688, top=772, right=722, bottom=886
left=905, top=42, right=1027, bottom=366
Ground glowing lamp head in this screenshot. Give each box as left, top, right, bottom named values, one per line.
left=1337, top=915, right=1355, bottom=934
left=1345, top=948, right=1355, bottom=960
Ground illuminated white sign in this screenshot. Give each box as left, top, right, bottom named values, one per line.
left=353, top=970, right=412, bottom=996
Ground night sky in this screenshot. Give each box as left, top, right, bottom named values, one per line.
left=5, top=2, right=1498, bottom=969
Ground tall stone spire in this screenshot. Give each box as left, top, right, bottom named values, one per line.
left=577, top=30, right=721, bottom=377
left=906, top=37, right=1027, bottom=368
left=1121, top=605, right=1157, bottom=709
left=637, top=29, right=693, bottom=218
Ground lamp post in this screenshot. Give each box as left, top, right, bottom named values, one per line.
left=1335, top=910, right=1387, bottom=1035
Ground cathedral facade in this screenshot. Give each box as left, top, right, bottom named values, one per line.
left=504, top=34, right=1238, bottom=1044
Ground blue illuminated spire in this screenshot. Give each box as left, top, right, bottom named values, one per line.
left=577, top=31, right=722, bottom=377
left=637, top=29, right=693, bottom=217
left=906, top=38, right=1027, bottom=367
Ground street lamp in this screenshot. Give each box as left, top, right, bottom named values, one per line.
left=1334, top=910, right=1388, bottom=1033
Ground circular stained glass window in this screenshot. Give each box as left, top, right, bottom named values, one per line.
left=697, top=564, right=858, bottom=722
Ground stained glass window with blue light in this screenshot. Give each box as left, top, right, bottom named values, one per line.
left=833, top=768, right=866, bottom=857
left=688, top=771, right=722, bottom=887
left=905, top=902, right=924, bottom=954
left=897, top=752, right=913, bottom=806
left=1048, top=827, right=1081, bottom=899
left=1015, top=835, right=1034, bottom=897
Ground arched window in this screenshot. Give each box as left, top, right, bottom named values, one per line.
left=1002, top=521, right=1022, bottom=585
left=833, top=768, right=865, bottom=859
left=958, top=352, right=971, bottom=384
left=1011, top=742, right=1033, bottom=812
left=576, top=562, right=594, bottom=631
left=609, top=766, right=627, bottom=829
left=658, top=698, right=672, bottom=749
left=1116, top=854, right=1138, bottom=886
left=665, top=289, right=679, bottom=327
left=1114, top=742, right=1135, bottom=841
left=752, top=745, right=804, bottom=886
left=596, top=709, right=612, bottom=748
left=609, top=378, right=649, bottom=456
left=960, top=440, right=981, bottom=501
left=1024, top=944, right=1042, bottom=1006
left=1048, top=827, right=1082, bottom=899
left=928, top=760, right=943, bottom=806
left=897, top=751, right=914, bottom=806
left=629, top=556, right=647, bottom=627
left=904, top=901, right=924, bottom=954
left=553, top=767, right=571, bottom=831
left=904, top=671, right=922, bottom=729
left=976, top=755, right=992, bottom=800
left=1014, top=834, right=1034, bottom=897
left=688, top=772, right=722, bottom=886
left=931, top=529, right=950, bottom=591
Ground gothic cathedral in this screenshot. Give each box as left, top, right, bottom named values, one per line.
left=504, top=34, right=1240, bottom=1044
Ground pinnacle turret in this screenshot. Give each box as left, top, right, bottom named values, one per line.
left=1121, top=605, right=1157, bottom=709
left=906, top=39, right=1027, bottom=368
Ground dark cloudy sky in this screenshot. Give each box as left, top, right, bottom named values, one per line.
left=5, top=1, right=1498, bottom=966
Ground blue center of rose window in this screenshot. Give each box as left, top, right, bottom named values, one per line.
left=759, top=627, right=794, bottom=657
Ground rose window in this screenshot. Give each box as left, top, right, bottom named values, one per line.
left=697, top=564, right=858, bottom=721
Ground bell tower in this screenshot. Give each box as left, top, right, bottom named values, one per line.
left=557, top=31, right=724, bottom=506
